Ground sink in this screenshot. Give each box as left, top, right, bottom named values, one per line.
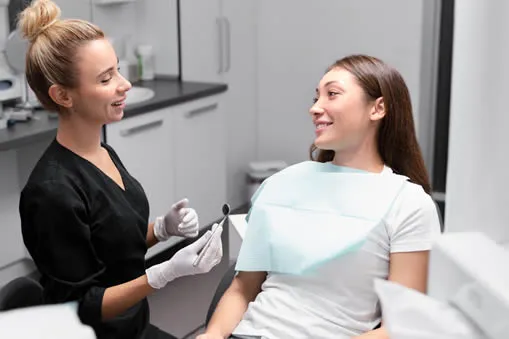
left=125, top=86, right=155, bottom=105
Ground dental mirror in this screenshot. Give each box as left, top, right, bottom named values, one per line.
left=193, top=203, right=230, bottom=267
left=222, top=203, right=231, bottom=218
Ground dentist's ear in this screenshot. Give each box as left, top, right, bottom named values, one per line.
left=370, top=97, right=386, bottom=121
left=48, top=84, right=73, bottom=109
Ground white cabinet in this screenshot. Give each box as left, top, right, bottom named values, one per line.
left=172, top=96, right=227, bottom=230
left=180, top=0, right=257, bottom=209
left=180, top=1, right=222, bottom=83
left=106, top=95, right=226, bottom=258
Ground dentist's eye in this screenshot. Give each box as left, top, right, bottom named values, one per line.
left=312, top=97, right=318, bottom=104
left=328, top=91, right=339, bottom=97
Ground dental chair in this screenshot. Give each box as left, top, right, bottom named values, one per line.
left=205, top=200, right=445, bottom=328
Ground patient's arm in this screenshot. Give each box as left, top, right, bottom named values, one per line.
left=387, top=250, right=429, bottom=293
left=202, top=271, right=267, bottom=338
left=353, top=250, right=430, bottom=339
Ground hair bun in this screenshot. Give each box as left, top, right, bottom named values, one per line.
left=18, top=0, right=61, bottom=42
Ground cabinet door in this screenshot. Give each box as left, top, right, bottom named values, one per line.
left=172, top=96, right=227, bottom=229
left=221, top=0, right=258, bottom=208
left=180, top=0, right=222, bottom=82
left=106, top=108, right=175, bottom=258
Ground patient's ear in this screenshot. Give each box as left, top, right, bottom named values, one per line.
left=370, top=97, right=386, bottom=121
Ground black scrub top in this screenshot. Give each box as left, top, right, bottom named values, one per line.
left=19, top=139, right=151, bottom=339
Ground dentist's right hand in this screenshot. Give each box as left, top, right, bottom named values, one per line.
left=146, top=223, right=223, bottom=289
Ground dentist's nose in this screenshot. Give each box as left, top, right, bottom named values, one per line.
left=119, top=77, right=132, bottom=93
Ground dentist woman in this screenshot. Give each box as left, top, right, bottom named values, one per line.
left=18, top=1, right=223, bottom=338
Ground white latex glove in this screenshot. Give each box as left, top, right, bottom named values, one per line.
left=146, top=223, right=223, bottom=289
left=153, top=198, right=199, bottom=241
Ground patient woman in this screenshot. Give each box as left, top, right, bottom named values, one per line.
left=198, top=55, right=441, bottom=339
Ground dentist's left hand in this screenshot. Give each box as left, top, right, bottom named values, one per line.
left=153, top=198, right=199, bottom=241
left=146, top=223, right=223, bottom=289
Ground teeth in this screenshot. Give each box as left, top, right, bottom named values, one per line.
left=316, top=123, right=331, bottom=129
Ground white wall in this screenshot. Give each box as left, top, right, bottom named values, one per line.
left=255, top=0, right=439, bottom=167
left=54, top=0, right=92, bottom=21
left=445, top=1, right=509, bottom=244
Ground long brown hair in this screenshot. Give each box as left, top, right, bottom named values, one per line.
left=310, top=55, right=431, bottom=194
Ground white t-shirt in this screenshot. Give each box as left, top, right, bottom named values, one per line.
left=233, top=167, right=442, bottom=339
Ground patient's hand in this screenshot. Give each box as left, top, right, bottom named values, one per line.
left=352, top=327, right=389, bottom=339
left=196, top=333, right=223, bottom=339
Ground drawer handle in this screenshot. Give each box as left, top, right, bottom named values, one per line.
left=120, top=119, right=163, bottom=136
left=186, top=103, right=218, bottom=118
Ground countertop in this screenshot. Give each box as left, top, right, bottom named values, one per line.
left=0, top=78, right=228, bottom=151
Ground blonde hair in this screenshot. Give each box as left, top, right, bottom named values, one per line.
left=18, top=0, right=104, bottom=111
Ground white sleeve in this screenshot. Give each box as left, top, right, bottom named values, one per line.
left=388, top=186, right=442, bottom=253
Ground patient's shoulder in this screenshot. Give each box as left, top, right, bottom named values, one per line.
left=384, top=181, right=441, bottom=246
left=390, top=181, right=437, bottom=219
